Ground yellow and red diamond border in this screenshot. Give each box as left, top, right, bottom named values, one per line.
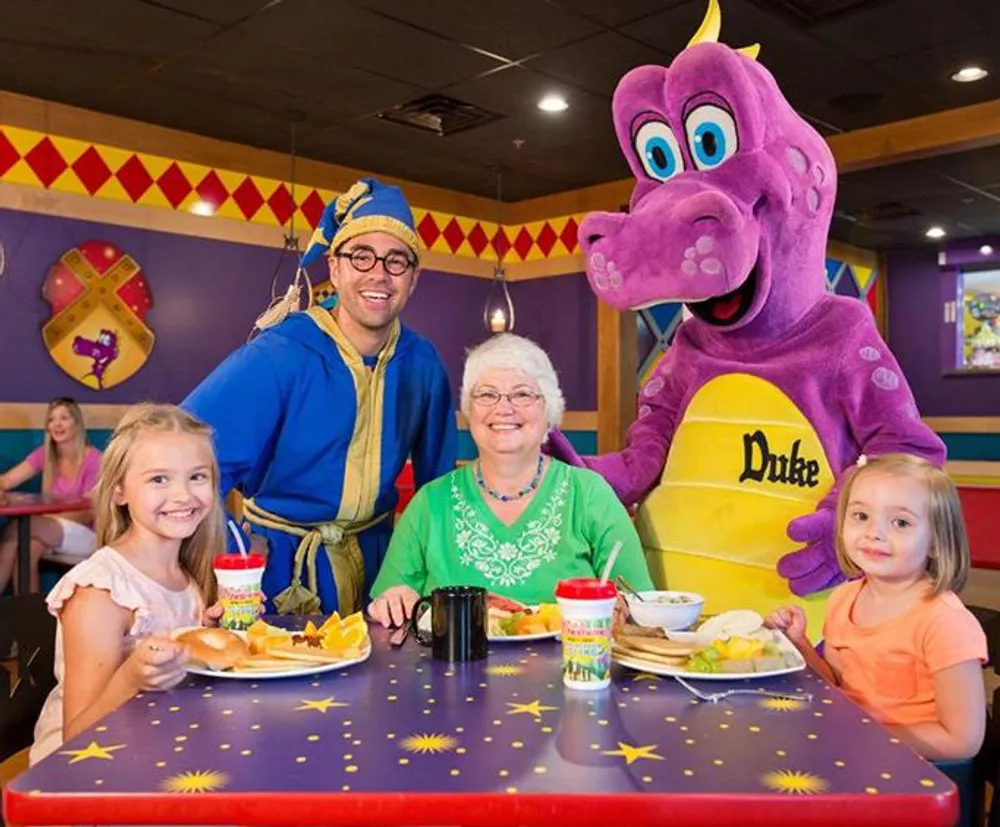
left=0, top=125, right=584, bottom=264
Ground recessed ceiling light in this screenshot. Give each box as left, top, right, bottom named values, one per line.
left=981, top=244, right=995, bottom=256
left=190, top=200, right=214, bottom=217
left=951, top=66, right=988, bottom=83
left=925, top=226, right=946, bottom=239
left=537, top=94, right=568, bottom=113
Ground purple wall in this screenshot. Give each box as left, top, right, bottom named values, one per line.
left=405, top=272, right=597, bottom=411
left=0, top=208, right=597, bottom=409
left=887, top=246, right=999, bottom=416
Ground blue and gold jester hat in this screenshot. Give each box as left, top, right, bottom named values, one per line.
left=255, top=177, right=422, bottom=326
left=301, top=177, right=421, bottom=271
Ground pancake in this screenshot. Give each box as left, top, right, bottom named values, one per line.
left=612, top=641, right=689, bottom=666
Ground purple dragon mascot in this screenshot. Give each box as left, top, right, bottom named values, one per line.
left=549, top=0, right=945, bottom=635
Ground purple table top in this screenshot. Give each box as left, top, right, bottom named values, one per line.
left=5, top=623, right=955, bottom=827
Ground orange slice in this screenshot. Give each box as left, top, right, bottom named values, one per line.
left=316, top=612, right=341, bottom=635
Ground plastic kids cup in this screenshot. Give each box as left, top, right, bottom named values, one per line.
left=213, top=553, right=265, bottom=631
left=555, top=578, right=618, bottom=690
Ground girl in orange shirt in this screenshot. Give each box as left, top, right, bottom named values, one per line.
left=767, top=453, right=986, bottom=761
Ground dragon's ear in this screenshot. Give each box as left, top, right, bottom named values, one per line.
left=687, top=0, right=760, bottom=61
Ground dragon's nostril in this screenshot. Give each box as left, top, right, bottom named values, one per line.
left=693, top=214, right=721, bottom=226
left=586, top=233, right=604, bottom=245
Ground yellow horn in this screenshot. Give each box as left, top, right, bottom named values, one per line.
left=687, top=0, right=721, bottom=47
left=686, top=0, right=762, bottom=61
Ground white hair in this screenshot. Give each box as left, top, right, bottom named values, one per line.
left=460, top=334, right=566, bottom=430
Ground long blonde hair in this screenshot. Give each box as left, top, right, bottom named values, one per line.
left=41, top=397, right=88, bottom=495
left=835, top=453, right=970, bottom=595
left=92, top=404, right=222, bottom=604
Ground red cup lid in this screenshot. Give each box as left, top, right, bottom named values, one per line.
left=213, top=553, right=265, bottom=570
left=555, top=578, right=617, bottom=600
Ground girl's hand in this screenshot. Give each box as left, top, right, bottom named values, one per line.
left=368, top=586, right=420, bottom=629
left=123, top=637, right=190, bottom=692
left=765, top=605, right=808, bottom=645
left=202, top=603, right=224, bottom=626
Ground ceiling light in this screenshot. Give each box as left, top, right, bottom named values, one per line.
left=981, top=244, right=995, bottom=256
left=951, top=66, right=988, bottom=83
left=190, top=200, right=214, bottom=217
left=925, top=226, right=946, bottom=239
left=537, top=94, right=568, bottom=113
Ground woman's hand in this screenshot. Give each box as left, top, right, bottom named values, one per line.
left=368, top=586, right=420, bottom=629
left=122, top=637, right=190, bottom=692
left=612, top=594, right=630, bottom=639
left=765, top=605, right=808, bottom=645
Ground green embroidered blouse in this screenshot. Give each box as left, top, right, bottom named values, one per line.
left=371, top=459, right=654, bottom=604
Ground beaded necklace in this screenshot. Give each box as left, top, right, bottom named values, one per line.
left=475, top=455, right=545, bottom=502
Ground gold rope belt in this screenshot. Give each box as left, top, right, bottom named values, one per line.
left=243, top=498, right=391, bottom=616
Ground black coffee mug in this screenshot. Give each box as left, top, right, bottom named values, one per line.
left=410, top=585, right=488, bottom=662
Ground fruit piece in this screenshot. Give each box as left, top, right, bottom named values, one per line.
left=317, top=612, right=341, bottom=635
left=323, top=624, right=367, bottom=654
left=340, top=612, right=365, bottom=631
left=303, top=621, right=318, bottom=637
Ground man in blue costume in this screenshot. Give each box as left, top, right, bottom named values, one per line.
left=183, top=178, right=458, bottom=616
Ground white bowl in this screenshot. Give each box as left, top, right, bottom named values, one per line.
left=625, top=590, right=704, bottom=631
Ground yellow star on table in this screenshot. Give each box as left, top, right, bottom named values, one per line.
left=296, top=697, right=349, bottom=713
left=601, top=742, right=666, bottom=765
left=506, top=700, right=559, bottom=719
left=632, top=673, right=663, bottom=682
left=59, top=741, right=126, bottom=764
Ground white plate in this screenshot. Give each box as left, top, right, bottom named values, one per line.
left=416, top=606, right=560, bottom=643
left=171, top=627, right=371, bottom=680
left=489, top=629, right=560, bottom=643
left=613, top=629, right=806, bottom=681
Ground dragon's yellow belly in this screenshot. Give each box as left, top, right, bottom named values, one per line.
left=635, top=373, right=835, bottom=638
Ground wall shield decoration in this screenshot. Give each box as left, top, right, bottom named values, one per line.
left=41, top=241, right=155, bottom=390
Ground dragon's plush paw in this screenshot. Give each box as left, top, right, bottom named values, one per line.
left=778, top=510, right=846, bottom=597
left=543, top=428, right=586, bottom=468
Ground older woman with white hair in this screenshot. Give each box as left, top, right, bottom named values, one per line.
left=368, top=334, right=652, bottom=628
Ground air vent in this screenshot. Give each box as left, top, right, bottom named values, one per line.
left=375, top=94, right=504, bottom=137
left=861, top=201, right=921, bottom=222
left=750, top=0, right=880, bottom=26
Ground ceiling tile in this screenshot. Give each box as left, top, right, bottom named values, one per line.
left=136, top=0, right=270, bottom=25
left=355, top=0, right=602, bottom=58
left=529, top=31, right=670, bottom=97
left=547, top=0, right=687, bottom=28
left=812, top=0, right=990, bottom=63
left=179, top=31, right=424, bottom=124
left=236, top=0, right=504, bottom=89
left=3, top=0, right=218, bottom=57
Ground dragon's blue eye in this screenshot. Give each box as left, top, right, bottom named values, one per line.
left=685, top=104, right=738, bottom=171
left=633, top=120, right=684, bottom=182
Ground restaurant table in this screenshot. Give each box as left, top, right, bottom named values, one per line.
left=0, top=493, right=91, bottom=594
left=4, top=625, right=956, bottom=827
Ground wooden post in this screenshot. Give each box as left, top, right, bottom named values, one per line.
left=596, top=301, right=637, bottom=453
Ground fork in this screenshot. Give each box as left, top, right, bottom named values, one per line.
left=615, top=575, right=646, bottom=602
left=673, top=674, right=813, bottom=704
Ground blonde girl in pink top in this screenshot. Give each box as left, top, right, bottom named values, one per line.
left=0, top=398, right=102, bottom=594
left=31, top=404, right=225, bottom=764
left=767, top=453, right=986, bottom=761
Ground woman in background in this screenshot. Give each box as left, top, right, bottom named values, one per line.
left=0, top=398, right=101, bottom=593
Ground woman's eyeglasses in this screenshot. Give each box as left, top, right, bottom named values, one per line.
left=471, top=390, right=543, bottom=409
left=334, top=245, right=415, bottom=277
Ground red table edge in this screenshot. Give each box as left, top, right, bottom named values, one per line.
left=0, top=496, right=92, bottom=518
left=4, top=787, right=957, bottom=827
